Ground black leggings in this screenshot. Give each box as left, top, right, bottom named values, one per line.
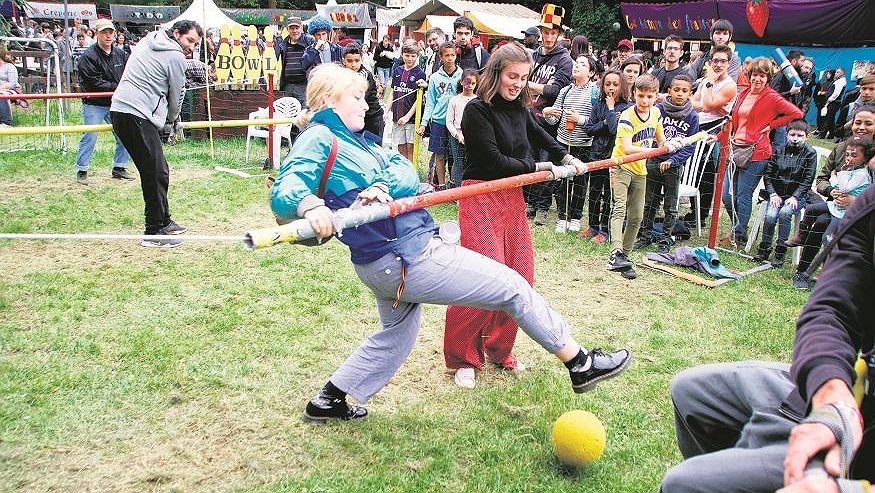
left=796, top=198, right=832, bottom=273
left=587, top=168, right=611, bottom=231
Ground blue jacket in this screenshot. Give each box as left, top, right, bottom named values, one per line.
left=422, top=65, right=462, bottom=126
left=301, top=43, right=343, bottom=74
left=584, top=100, right=633, bottom=159
left=656, top=103, right=700, bottom=168
left=270, top=108, right=436, bottom=264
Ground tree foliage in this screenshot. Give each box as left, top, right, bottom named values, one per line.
left=569, top=0, right=625, bottom=51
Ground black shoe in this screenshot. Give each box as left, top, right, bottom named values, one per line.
left=76, top=170, right=89, bottom=185
left=633, top=236, right=653, bottom=250
left=111, top=167, right=135, bottom=180
left=526, top=205, right=536, bottom=220
left=771, top=247, right=787, bottom=267
left=620, top=267, right=638, bottom=279
left=752, top=243, right=771, bottom=263
left=160, top=220, right=187, bottom=235
left=792, top=272, right=811, bottom=290
left=569, top=348, right=632, bottom=393
left=141, top=236, right=183, bottom=248
left=606, top=249, right=633, bottom=271
left=303, top=391, right=368, bottom=422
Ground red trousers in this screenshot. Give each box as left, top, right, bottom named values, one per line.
left=444, top=182, right=535, bottom=370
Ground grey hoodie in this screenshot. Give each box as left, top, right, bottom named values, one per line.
left=110, top=29, right=186, bottom=129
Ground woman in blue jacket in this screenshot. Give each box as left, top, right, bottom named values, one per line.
left=270, top=64, right=632, bottom=422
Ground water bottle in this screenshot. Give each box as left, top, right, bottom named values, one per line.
left=438, top=220, right=461, bottom=244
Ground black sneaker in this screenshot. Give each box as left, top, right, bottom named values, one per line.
left=606, top=249, right=633, bottom=271
left=303, top=391, right=368, bottom=423
left=569, top=348, right=633, bottom=393
left=633, top=236, right=653, bottom=250
left=620, top=267, right=638, bottom=279
left=791, top=272, right=811, bottom=290
left=111, top=167, right=135, bottom=180
left=76, top=170, right=89, bottom=185
left=160, top=220, right=187, bottom=235
left=141, top=237, right=183, bottom=248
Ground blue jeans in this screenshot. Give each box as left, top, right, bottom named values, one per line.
left=0, top=100, right=11, bottom=125
left=76, top=104, right=130, bottom=171
left=376, top=67, right=391, bottom=86
left=771, top=126, right=787, bottom=148
left=721, top=159, right=768, bottom=240
left=448, top=135, right=465, bottom=187
left=760, top=198, right=803, bottom=250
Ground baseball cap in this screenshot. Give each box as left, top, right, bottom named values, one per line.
left=93, top=18, right=115, bottom=32
left=522, top=26, right=539, bottom=37
left=287, top=17, right=302, bottom=27
left=617, top=39, right=633, bottom=51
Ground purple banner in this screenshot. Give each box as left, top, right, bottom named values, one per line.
left=621, top=1, right=718, bottom=40
left=621, top=0, right=875, bottom=45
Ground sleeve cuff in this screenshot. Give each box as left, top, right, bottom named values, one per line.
left=296, top=194, right=325, bottom=218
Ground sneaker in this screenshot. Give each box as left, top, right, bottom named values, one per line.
left=633, top=236, right=653, bottom=250
left=303, top=390, right=368, bottom=422
left=791, top=272, right=811, bottom=290
left=771, top=247, right=786, bottom=267
left=591, top=232, right=608, bottom=244
left=784, top=233, right=804, bottom=248
left=578, top=227, right=597, bottom=238
left=454, top=368, right=476, bottom=389
left=534, top=210, right=548, bottom=226
left=620, top=267, right=638, bottom=279
left=569, top=348, right=632, bottom=393
left=111, top=167, right=134, bottom=180
left=554, top=219, right=568, bottom=233
left=606, top=249, right=633, bottom=271
left=526, top=204, right=536, bottom=220
left=160, top=220, right=187, bottom=235
left=76, top=170, right=89, bottom=185
left=568, top=219, right=582, bottom=232
left=656, top=242, right=671, bottom=254
left=140, top=236, right=183, bottom=248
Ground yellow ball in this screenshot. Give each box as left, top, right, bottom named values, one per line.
left=551, top=410, right=606, bottom=468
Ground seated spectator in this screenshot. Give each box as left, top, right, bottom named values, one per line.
left=752, top=119, right=817, bottom=266
left=0, top=47, right=22, bottom=120
left=660, top=182, right=875, bottom=492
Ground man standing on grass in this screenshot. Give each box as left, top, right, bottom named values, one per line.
left=110, top=20, right=202, bottom=248
left=74, top=18, right=132, bottom=186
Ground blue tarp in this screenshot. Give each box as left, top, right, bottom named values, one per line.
left=735, top=43, right=875, bottom=124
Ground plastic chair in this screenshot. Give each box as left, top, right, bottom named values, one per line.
left=244, top=97, right=301, bottom=167
left=676, top=139, right=715, bottom=236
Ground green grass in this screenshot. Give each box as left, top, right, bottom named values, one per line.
left=0, top=123, right=821, bottom=492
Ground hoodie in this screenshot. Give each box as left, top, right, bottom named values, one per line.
left=110, top=30, right=186, bottom=129
left=529, top=44, right=573, bottom=126
left=422, top=65, right=462, bottom=126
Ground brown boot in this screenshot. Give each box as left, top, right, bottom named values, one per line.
left=784, top=232, right=804, bottom=248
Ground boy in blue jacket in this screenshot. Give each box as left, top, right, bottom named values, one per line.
left=636, top=75, right=699, bottom=253
left=417, top=41, right=462, bottom=189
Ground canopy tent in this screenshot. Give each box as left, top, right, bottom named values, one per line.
left=160, top=0, right=240, bottom=31
left=620, top=0, right=875, bottom=46
left=412, top=15, right=454, bottom=35
left=397, top=0, right=538, bottom=40
left=315, top=3, right=374, bottom=29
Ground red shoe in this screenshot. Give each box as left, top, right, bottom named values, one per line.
left=591, top=232, right=607, bottom=243
left=578, top=227, right=597, bottom=238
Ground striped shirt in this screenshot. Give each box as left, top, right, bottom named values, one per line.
left=545, top=81, right=597, bottom=147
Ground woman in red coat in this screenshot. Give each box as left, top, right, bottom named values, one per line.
left=722, top=56, right=802, bottom=243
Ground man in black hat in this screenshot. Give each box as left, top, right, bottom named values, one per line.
left=521, top=26, right=540, bottom=52
left=278, top=17, right=313, bottom=105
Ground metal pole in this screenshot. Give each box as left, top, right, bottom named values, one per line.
left=0, top=118, right=296, bottom=135
left=707, top=121, right=732, bottom=249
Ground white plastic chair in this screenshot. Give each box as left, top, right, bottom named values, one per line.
left=676, top=139, right=716, bottom=236
left=244, top=97, right=301, bottom=167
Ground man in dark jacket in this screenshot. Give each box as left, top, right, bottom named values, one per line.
left=660, top=184, right=875, bottom=493
left=277, top=17, right=313, bottom=106
left=75, top=18, right=130, bottom=185
left=452, top=16, right=488, bottom=72
left=301, top=16, right=342, bottom=75
left=524, top=3, right=572, bottom=224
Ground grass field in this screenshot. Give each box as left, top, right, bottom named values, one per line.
left=0, top=106, right=827, bottom=492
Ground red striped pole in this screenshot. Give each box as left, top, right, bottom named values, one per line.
left=0, top=92, right=114, bottom=100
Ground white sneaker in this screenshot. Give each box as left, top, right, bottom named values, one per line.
left=554, top=220, right=568, bottom=233
left=454, top=368, right=476, bottom=389
left=568, top=219, right=581, bottom=232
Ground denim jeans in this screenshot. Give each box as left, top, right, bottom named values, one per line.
left=76, top=104, right=129, bottom=171
left=376, top=67, right=391, bottom=86
left=760, top=197, right=803, bottom=250
left=721, top=159, right=768, bottom=240
left=771, top=126, right=787, bottom=148
left=448, top=135, right=465, bottom=187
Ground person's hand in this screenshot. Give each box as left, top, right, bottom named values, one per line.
left=786, top=196, right=798, bottom=210
left=790, top=85, right=802, bottom=95
left=835, top=193, right=854, bottom=208
left=416, top=125, right=426, bottom=136
left=821, top=106, right=828, bottom=117
left=396, top=116, right=408, bottom=126
left=760, top=125, right=772, bottom=135
left=315, top=39, right=327, bottom=50
left=776, top=476, right=839, bottom=493
left=605, top=94, right=615, bottom=110
left=356, top=184, right=392, bottom=206
left=566, top=108, right=580, bottom=123
left=659, top=161, right=671, bottom=173
left=665, top=137, right=684, bottom=153
left=542, top=107, right=559, bottom=118
left=771, top=195, right=783, bottom=208
left=535, top=162, right=561, bottom=180
left=416, top=79, right=427, bottom=88
left=457, top=134, right=465, bottom=145
left=303, top=205, right=335, bottom=239
left=830, top=188, right=844, bottom=199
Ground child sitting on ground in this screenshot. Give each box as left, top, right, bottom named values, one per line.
left=582, top=69, right=632, bottom=243
left=635, top=74, right=699, bottom=253
left=753, top=119, right=818, bottom=266
left=543, top=54, right=599, bottom=233
left=607, top=74, right=681, bottom=279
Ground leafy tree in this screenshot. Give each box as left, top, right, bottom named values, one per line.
left=569, top=0, right=625, bottom=50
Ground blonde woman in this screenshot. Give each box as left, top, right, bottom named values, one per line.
left=270, top=63, right=631, bottom=422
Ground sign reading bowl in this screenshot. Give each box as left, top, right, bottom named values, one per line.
left=25, top=1, right=97, bottom=20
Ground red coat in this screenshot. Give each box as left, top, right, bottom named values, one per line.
left=730, top=86, right=803, bottom=162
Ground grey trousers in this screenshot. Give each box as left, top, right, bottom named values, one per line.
left=330, top=238, right=571, bottom=403
left=660, top=361, right=798, bottom=493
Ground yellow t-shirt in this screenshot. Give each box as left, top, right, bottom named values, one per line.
left=611, top=105, right=664, bottom=176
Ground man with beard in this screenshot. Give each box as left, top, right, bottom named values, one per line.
left=524, top=3, right=573, bottom=225
left=521, top=26, right=539, bottom=53
left=654, top=34, right=686, bottom=95
left=423, top=27, right=446, bottom=78
left=453, top=16, right=488, bottom=72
